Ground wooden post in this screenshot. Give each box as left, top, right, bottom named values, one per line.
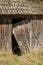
left=0, top=19, right=12, bottom=53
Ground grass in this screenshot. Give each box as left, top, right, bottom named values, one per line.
left=0, top=49, right=43, bottom=65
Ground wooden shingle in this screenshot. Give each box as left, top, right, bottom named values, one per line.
left=0, top=0, right=43, bottom=14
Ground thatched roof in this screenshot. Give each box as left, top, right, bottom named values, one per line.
left=0, top=0, right=43, bottom=14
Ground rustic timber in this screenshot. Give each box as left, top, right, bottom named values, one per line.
left=31, top=20, right=43, bottom=50
left=13, top=19, right=30, bottom=53
left=13, top=17, right=43, bottom=53
left=0, top=19, right=12, bottom=53
left=0, top=16, right=43, bottom=54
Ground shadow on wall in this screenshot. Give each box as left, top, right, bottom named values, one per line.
left=12, top=33, right=21, bottom=55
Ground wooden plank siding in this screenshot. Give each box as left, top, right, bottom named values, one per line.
left=0, top=17, right=43, bottom=54
left=0, top=19, right=12, bottom=53
left=31, top=20, right=43, bottom=50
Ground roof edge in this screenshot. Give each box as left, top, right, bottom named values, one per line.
left=0, top=14, right=43, bottom=19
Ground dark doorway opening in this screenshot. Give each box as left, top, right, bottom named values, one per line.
left=12, top=33, right=21, bottom=55
left=12, top=18, right=26, bottom=24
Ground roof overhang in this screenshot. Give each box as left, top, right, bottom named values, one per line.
left=0, top=0, right=43, bottom=16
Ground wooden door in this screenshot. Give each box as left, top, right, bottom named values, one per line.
left=13, top=19, right=31, bottom=53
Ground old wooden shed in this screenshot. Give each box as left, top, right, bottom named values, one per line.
left=0, top=0, right=43, bottom=54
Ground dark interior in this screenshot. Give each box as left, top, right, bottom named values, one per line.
left=12, top=33, right=21, bottom=55
left=12, top=18, right=26, bottom=24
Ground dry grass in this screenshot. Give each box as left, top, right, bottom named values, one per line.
left=0, top=48, right=43, bottom=65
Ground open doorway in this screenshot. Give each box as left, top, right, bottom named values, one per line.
left=12, top=33, right=21, bottom=55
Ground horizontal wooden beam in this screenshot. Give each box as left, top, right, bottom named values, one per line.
left=0, top=14, right=43, bottom=19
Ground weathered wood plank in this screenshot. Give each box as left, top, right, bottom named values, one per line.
left=31, top=20, right=43, bottom=50
left=13, top=19, right=31, bottom=53
left=0, top=19, right=12, bottom=53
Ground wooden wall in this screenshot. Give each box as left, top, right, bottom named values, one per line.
left=0, top=19, right=12, bottom=53
left=31, top=19, right=43, bottom=50
left=0, top=17, right=43, bottom=54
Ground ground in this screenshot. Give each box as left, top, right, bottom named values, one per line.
left=0, top=48, right=43, bottom=65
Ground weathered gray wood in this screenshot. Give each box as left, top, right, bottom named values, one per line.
left=13, top=19, right=43, bottom=53
left=31, top=20, right=43, bottom=50
left=0, top=18, right=43, bottom=54
left=13, top=19, right=31, bottom=53
left=0, top=19, right=12, bottom=53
